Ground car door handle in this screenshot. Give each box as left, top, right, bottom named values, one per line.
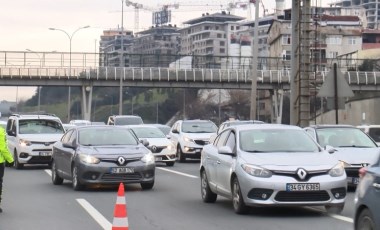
left=373, top=183, right=380, bottom=189
left=216, top=160, right=221, bottom=164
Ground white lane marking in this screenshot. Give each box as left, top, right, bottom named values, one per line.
left=157, top=167, right=199, bottom=179
left=77, top=199, right=112, bottom=230
left=45, top=169, right=52, bottom=176
left=306, top=207, right=354, bottom=223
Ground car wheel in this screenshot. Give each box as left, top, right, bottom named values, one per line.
left=51, top=160, right=64, bottom=185
left=356, top=208, right=376, bottom=230
left=72, top=166, right=84, bottom=191
left=325, top=204, right=344, bottom=214
left=200, top=170, right=217, bottom=203
left=177, top=145, right=186, bottom=163
left=166, top=161, right=175, bottom=167
left=141, top=180, right=154, bottom=190
left=232, top=177, right=249, bottom=214
left=13, top=150, right=23, bottom=169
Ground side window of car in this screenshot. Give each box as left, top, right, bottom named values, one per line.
left=61, top=130, right=74, bottom=144
left=225, top=131, right=236, bottom=151
left=216, top=130, right=230, bottom=148
left=68, top=130, right=77, bottom=144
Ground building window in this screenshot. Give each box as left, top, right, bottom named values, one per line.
left=220, top=41, right=225, bottom=46
left=326, top=35, right=342, bottom=45
left=217, top=33, right=222, bottom=38
left=220, top=48, right=225, bottom=53
left=282, top=50, right=291, bottom=60
left=348, top=36, right=357, bottom=45
left=231, top=26, right=234, bottom=30
left=328, top=51, right=338, bottom=58
left=236, top=26, right=240, bottom=30
left=282, top=34, right=291, bottom=45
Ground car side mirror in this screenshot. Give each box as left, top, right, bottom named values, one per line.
left=63, top=140, right=77, bottom=149
left=140, top=139, right=149, bottom=147
left=7, top=130, right=16, bottom=136
left=218, top=146, right=235, bottom=156
left=166, top=135, right=171, bottom=139
left=172, top=129, right=179, bottom=134
left=324, top=145, right=336, bottom=154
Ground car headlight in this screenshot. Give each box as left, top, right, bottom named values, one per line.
left=78, top=153, right=100, bottom=164
left=183, top=136, right=194, bottom=143
left=329, top=162, right=345, bottom=177
left=167, top=144, right=175, bottom=151
left=19, top=139, right=32, bottom=146
left=241, top=164, right=272, bottom=178
left=141, top=152, right=155, bottom=164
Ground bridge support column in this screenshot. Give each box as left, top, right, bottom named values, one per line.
left=271, top=89, right=284, bottom=124
left=81, top=84, right=93, bottom=121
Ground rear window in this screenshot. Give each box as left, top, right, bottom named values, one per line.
left=114, top=117, right=143, bottom=125
left=79, top=128, right=138, bottom=146
left=368, top=128, right=380, bottom=142
left=182, top=121, right=217, bottom=133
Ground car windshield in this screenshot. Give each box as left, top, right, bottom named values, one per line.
left=239, top=129, right=320, bottom=152
left=131, top=127, right=166, bottom=138
left=79, top=128, right=138, bottom=146
left=316, top=127, right=377, bottom=148
left=182, top=121, right=217, bottom=133
left=19, top=119, right=65, bottom=134
left=114, top=117, right=143, bottom=125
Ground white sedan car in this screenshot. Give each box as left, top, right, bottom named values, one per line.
left=200, top=124, right=347, bottom=214
left=128, top=125, right=176, bottom=166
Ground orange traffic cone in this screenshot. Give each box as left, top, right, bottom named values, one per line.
left=112, top=183, right=129, bottom=230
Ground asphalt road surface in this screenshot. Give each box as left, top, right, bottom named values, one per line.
left=0, top=161, right=355, bottom=230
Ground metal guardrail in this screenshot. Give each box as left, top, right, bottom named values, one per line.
left=1, top=66, right=380, bottom=86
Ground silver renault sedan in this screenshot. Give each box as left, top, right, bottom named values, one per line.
left=200, top=124, right=347, bottom=214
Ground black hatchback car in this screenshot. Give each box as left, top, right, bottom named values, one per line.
left=51, top=126, right=155, bottom=190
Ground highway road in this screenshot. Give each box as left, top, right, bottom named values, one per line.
left=1, top=161, right=355, bottom=230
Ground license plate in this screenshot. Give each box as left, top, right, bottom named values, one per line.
left=286, top=183, right=320, bottom=191
left=352, top=177, right=359, bottom=184
left=39, top=152, right=52, bottom=156
left=110, top=167, right=134, bottom=174
left=155, top=157, right=162, bottom=161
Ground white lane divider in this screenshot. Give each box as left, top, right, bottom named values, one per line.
left=77, top=199, right=112, bottom=230
left=305, top=207, right=354, bottom=223
left=157, top=167, right=199, bottom=179
left=45, top=169, right=51, bottom=176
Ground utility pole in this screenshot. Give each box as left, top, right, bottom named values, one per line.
left=249, top=0, right=259, bottom=120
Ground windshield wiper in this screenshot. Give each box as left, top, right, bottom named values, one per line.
left=245, top=150, right=267, bottom=153
left=338, top=145, right=373, bottom=148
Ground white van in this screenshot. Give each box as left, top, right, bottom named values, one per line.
left=357, top=125, right=380, bottom=146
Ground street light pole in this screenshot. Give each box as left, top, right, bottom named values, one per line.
left=49, top=25, right=90, bottom=122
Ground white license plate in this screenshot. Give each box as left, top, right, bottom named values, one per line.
left=352, top=177, right=359, bottom=184
left=111, top=167, right=134, bottom=174
left=286, top=183, right=320, bottom=191
left=39, top=152, right=52, bottom=156
left=155, top=157, right=162, bottom=161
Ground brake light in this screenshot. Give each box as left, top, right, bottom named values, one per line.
left=359, top=167, right=367, bottom=178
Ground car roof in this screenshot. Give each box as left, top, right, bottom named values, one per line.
left=125, top=124, right=158, bottom=129
left=221, top=120, right=264, bottom=125
left=181, top=119, right=214, bottom=123
left=74, top=125, right=128, bottom=130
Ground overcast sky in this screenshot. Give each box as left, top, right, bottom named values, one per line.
left=0, top=0, right=332, bottom=101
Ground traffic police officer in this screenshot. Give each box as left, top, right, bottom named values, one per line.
left=0, top=126, right=14, bottom=213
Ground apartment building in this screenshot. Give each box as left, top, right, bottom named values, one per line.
left=329, top=0, right=379, bottom=29
left=130, top=25, right=180, bottom=67
left=178, top=11, right=246, bottom=68
left=267, top=14, right=363, bottom=71
left=99, top=27, right=134, bottom=67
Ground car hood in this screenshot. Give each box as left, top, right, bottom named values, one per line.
left=239, top=151, right=338, bottom=171
left=78, top=145, right=148, bottom=158
left=182, top=132, right=215, bottom=140
left=139, top=138, right=172, bottom=147
left=18, top=133, right=64, bottom=142
left=331, top=147, right=380, bottom=165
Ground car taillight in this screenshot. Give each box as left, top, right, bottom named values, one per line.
left=359, top=167, right=367, bottom=178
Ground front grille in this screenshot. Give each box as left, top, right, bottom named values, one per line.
left=345, top=168, right=360, bottom=177
left=101, top=157, right=141, bottom=165
left=101, top=173, right=143, bottom=182
left=28, top=156, right=52, bottom=163
left=275, top=191, right=330, bottom=202
left=273, top=171, right=328, bottom=182
left=194, top=140, right=209, bottom=145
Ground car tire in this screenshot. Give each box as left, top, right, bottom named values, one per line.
left=232, top=177, right=249, bottom=214
left=13, top=150, right=24, bottom=169
left=51, top=160, right=64, bottom=185
left=141, top=180, right=154, bottom=190
left=166, top=161, right=175, bottom=167
left=72, top=166, right=84, bottom=191
left=200, top=170, right=217, bottom=203
left=356, top=208, right=376, bottom=230
left=325, top=204, right=344, bottom=214
left=177, top=145, right=186, bottom=163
